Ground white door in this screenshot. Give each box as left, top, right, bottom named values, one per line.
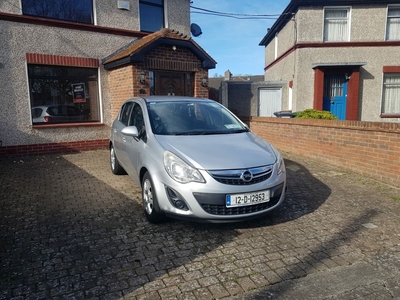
left=259, top=88, right=282, bottom=117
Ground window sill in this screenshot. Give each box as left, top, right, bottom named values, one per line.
left=32, top=122, right=105, bottom=129
left=380, top=114, right=400, bottom=118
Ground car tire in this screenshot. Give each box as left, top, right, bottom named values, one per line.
left=110, top=144, right=126, bottom=175
left=142, top=172, right=166, bottom=223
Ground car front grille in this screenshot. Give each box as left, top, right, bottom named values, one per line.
left=200, top=195, right=281, bottom=215
left=208, top=165, right=273, bottom=185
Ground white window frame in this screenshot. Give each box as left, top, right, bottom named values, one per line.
left=386, top=5, right=400, bottom=41
left=323, top=6, right=351, bottom=42
left=381, top=73, right=400, bottom=115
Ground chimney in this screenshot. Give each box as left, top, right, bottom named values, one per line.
left=224, top=70, right=232, bottom=81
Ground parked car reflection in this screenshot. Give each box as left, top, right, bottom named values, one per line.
left=31, top=105, right=84, bottom=124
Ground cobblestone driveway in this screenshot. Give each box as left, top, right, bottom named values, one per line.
left=1, top=150, right=399, bottom=299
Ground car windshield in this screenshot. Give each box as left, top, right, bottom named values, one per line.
left=147, top=101, right=248, bottom=135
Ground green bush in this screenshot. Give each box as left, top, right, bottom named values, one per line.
left=294, top=109, right=338, bottom=120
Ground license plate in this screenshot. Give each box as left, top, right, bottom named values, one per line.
left=226, top=190, right=270, bottom=207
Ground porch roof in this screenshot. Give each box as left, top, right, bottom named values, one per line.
left=312, top=62, right=366, bottom=69
left=103, top=28, right=216, bottom=70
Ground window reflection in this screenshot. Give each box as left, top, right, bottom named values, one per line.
left=28, top=65, right=100, bottom=124
left=22, top=0, right=93, bottom=24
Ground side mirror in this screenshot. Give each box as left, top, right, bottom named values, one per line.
left=121, top=126, right=139, bottom=137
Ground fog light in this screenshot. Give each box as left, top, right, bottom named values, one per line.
left=165, top=186, right=189, bottom=211
left=175, top=200, right=186, bottom=209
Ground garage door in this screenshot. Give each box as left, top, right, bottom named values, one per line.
left=259, top=88, right=282, bottom=117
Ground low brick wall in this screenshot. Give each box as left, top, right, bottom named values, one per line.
left=243, top=117, right=400, bottom=188
left=0, top=139, right=109, bottom=156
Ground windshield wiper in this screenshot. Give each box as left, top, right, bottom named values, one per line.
left=175, top=131, right=227, bottom=136
left=230, top=129, right=249, bottom=133
left=174, top=131, right=207, bottom=136
left=175, top=129, right=248, bottom=136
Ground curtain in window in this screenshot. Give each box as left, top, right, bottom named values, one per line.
left=387, top=7, right=400, bottom=40
left=324, top=9, right=348, bottom=42
left=324, top=77, right=344, bottom=97
left=383, top=74, right=400, bottom=113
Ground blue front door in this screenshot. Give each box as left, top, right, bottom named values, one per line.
left=323, top=75, right=347, bottom=120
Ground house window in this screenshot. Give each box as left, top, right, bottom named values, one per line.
left=21, top=0, right=93, bottom=24
left=386, top=6, right=400, bottom=40
left=382, top=73, right=400, bottom=114
left=139, top=0, right=164, bottom=32
left=28, top=65, right=100, bottom=125
left=323, top=7, right=350, bottom=42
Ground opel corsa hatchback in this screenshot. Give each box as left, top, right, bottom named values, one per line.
left=110, top=96, right=286, bottom=223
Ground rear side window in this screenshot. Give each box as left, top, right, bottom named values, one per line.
left=119, top=102, right=134, bottom=126
left=31, top=108, right=43, bottom=118
left=47, top=106, right=63, bottom=116
left=67, top=106, right=82, bottom=116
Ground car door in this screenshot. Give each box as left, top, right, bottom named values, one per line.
left=112, top=102, right=133, bottom=169
left=123, top=102, right=147, bottom=183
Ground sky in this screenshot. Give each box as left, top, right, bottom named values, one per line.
left=190, top=0, right=290, bottom=77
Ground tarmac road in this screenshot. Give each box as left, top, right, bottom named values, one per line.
left=0, top=149, right=399, bottom=299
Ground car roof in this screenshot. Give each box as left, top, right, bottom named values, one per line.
left=128, top=96, right=213, bottom=103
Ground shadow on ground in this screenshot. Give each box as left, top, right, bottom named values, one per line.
left=0, top=153, right=330, bottom=299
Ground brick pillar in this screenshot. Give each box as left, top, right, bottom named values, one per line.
left=346, top=68, right=360, bottom=121
left=194, top=70, right=209, bottom=98
left=313, top=68, right=324, bottom=110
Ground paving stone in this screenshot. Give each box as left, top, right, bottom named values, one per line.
left=208, top=283, right=230, bottom=299
left=177, top=280, right=200, bottom=293
left=192, top=287, right=213, bottom=300
left=222, top=280, right=244, bottom=297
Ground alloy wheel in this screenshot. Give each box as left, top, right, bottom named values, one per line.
left=143, top=179, right=154, bottom=215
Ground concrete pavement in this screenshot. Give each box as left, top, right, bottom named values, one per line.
left=0, top=150, right=399, bottom=299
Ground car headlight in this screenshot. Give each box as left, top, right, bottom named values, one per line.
left=164, top=151, right=205, bottom=183
left=277, top=156, right=286, bottom=175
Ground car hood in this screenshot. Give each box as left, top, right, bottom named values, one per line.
left=154, top=132, right=277, bottom=170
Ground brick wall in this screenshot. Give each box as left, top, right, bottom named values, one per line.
left=244, top=117, right=400, bottom=187
left=26, top=53, right=99, bottom=67
left=0, top=139, right=108, bottom=156
left=108, top=65, right=136, bottom=121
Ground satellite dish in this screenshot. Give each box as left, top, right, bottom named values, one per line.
left=190, top=23, right=202, bottom=37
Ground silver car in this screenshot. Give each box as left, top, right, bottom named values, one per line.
left=110, top=96, right=286, bottom=223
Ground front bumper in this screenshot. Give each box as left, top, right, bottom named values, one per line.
left=165, top=183, right=286, bottom=223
